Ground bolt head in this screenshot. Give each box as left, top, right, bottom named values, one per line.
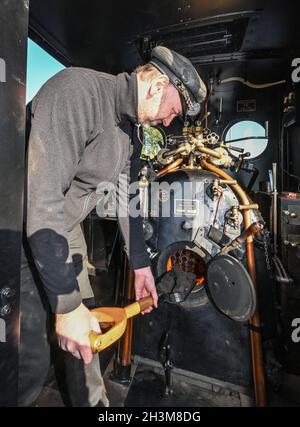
left=1, top=304, right=12, bottom=317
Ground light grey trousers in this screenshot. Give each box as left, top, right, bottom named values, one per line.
left=18, top=224, right=109, bottom=407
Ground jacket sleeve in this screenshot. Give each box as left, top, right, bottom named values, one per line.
left=25, top=68, right=98, bottom=314
left=117, top=131, right=151, bottom=270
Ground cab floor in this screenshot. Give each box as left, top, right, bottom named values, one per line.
left=34, top=356, right=251, bottom=407
left=34, top=355, right=300, bottom=407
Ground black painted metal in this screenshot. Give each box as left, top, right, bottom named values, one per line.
left=206, top=253, right=256, bottom=322
left=0, top=0, right=28, bottom=407
left=147, top=168, right=217, bottom=253
left=28, top=1, right=300, bottom=72
left=277, top=195, right=300, bottom=374
left=137, top=167, right=255, bottom=386
left=133, top=300, right=252, bottom=388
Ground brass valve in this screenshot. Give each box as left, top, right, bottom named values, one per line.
left=182, top=121, right=192, bottom=136
left=194, top=121, right=203, bottom=136
left=139, top=176, right=149, bottom=188
left=139, top=166, right=149, bottom=188
left=211, top=179, right=226, bottom=199
left=225, top=206, right=242, bottom=229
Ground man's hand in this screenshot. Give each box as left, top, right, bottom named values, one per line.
left=55, top=303, right=100, bottom=364
left=134, top=266, right=158, bottom=314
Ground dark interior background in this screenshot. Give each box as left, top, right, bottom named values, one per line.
left=28, top=0, right=300, bottom=192
left=26, top=0, right=300, bottom=389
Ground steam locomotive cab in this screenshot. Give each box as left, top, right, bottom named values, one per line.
left=1, top=0, right=300, bottom=408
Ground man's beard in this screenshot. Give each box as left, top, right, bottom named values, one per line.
left=141, top=118, right=162, bottom=127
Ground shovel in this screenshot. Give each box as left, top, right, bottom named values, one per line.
left=89, top=296, right=153, bottom=353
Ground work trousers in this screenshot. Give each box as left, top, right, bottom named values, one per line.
left=18, top=224, right=109, bottom=407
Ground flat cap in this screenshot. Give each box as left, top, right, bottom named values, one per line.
left=150, top=46, right=207, bottom=117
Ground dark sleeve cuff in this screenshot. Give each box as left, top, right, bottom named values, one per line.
left=28, top=230, right=82, bottom=314
left=129, top=251, right=151, bottom=270
left=48, top=288, right=82, bottom=314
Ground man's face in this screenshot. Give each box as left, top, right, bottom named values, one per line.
left=140, top=81, right=183, bottom=127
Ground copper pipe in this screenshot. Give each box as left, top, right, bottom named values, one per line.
left=121, top=263, right=135, bottom=366
left=163, top=144, right=191, bottom=158
left=239, top=204, right=259, bottom=210
left=201, top=159, right=266, bottom=407
left=236, top=222, right=263, bottom=245
left=220, top=179, right=237, bottom=185
left=198, top=146, right=222, bottom=158
left=156, top=158, right=183, bottom=178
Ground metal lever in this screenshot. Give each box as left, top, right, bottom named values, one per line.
left=159, top=331, right=174, bottom=396
left=228, top=145, right=245, bottom=153
left=233, top=152, right=251, bottom=173
left=283, top=240, right=299, bottom=248
left=283, top=210, right=297, bottom=220
left=221, top=141, right=244, bottom=154
left=221, top=222, right=264, bottom=253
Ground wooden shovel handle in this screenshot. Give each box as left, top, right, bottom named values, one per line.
left=137, top=296, right=154, bottom=312
left=89, top=296, right=155, bottom=353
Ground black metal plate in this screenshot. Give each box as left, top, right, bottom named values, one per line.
left=206, top=254, right=256, bottom=322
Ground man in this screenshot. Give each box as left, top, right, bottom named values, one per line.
left=20, top=46, right=206, bottom=406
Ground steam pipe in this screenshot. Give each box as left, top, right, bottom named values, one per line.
left=163, top=144, right=191, bottom=158
left=112, top=252, right=135, bottom=383
left=220, top=76, right=286, bottom=88
left=225, top=136, right=268, bottom=144
left=204, top=101, right=208, bottom=128
left=201, top=159, right=266, bottom=407
left=198, top=146, right=222, bottom=158
left=121, top=264, right=135, bottom=367
left=156, top=158, right=183, bottom=178
left=272, top=163, right=278, bottom=256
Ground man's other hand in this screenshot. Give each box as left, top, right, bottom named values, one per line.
left=55, top=303, right=100, bottom=364
left=134, top=266, right=158, bottom=314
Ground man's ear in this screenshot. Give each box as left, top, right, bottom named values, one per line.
left=148, top=74, right=169, bottom=97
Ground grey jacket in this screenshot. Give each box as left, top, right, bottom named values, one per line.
left=26, top=67, right=150, bottom=314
